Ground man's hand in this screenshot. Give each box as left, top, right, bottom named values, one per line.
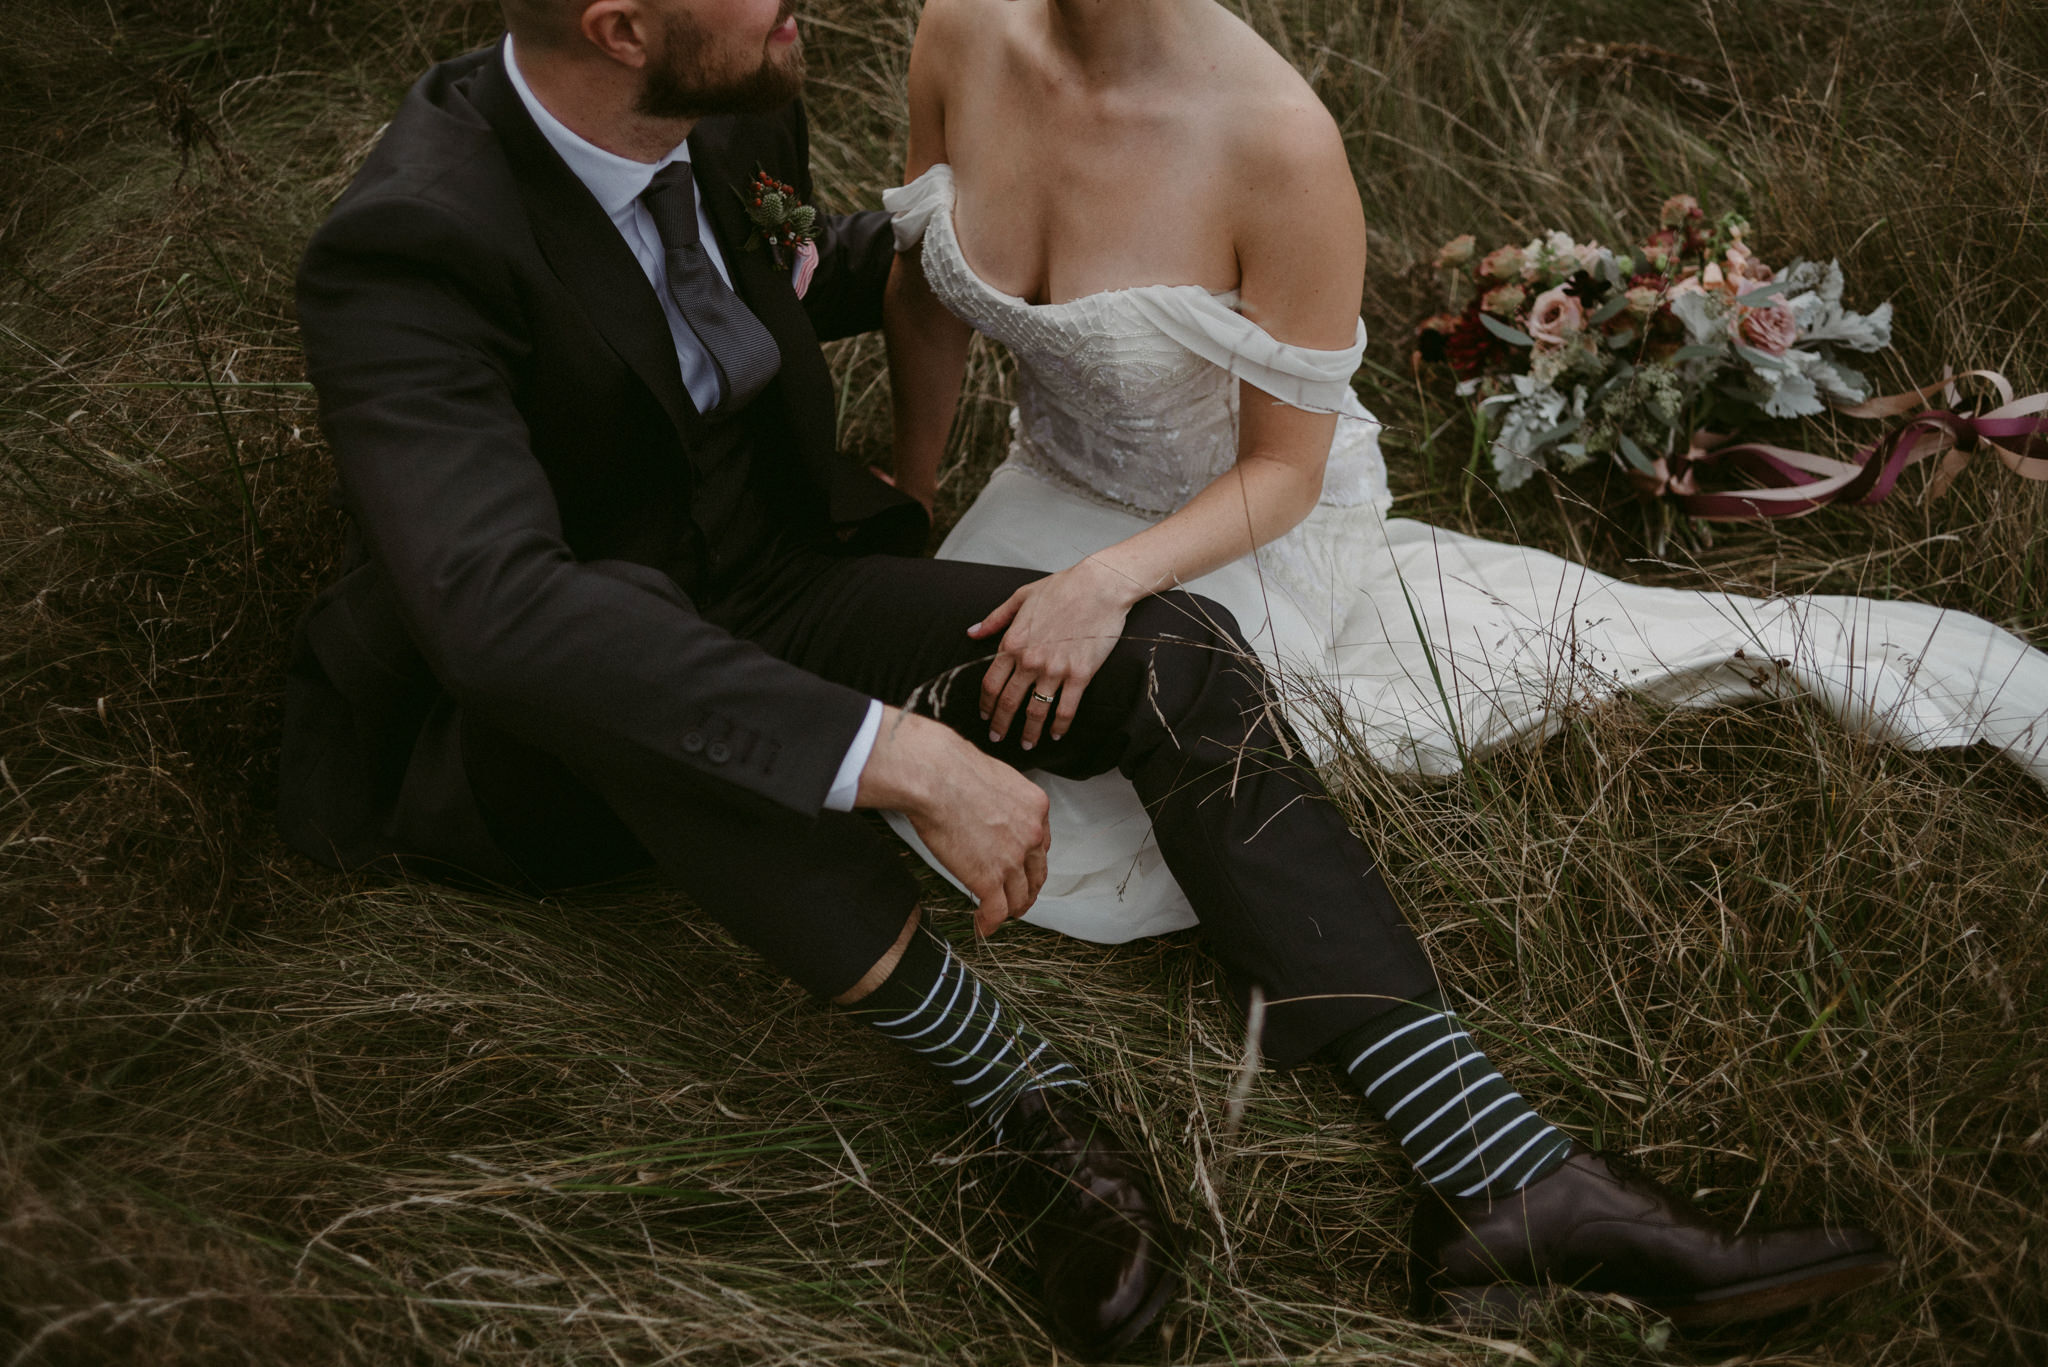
left=856, top=706, right=1049, bottom=935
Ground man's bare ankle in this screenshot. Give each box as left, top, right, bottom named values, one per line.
left=833, top=908, right=922, bottom=1005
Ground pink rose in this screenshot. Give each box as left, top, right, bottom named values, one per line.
left=1481, top=283, right=1528, bottom=317
left=1478, top=245, right=1525, bottom=281
left=1434, top=234, right=1477, bottom=269
left=1526, top=286, right=1584, bottom=349
left=1660, top=193, right=1702, bottom=228
left=1734, top=293, right=1798, bottom=356
left=1624, top=285, right=1665, bottom=319
left=1641, top=228, right=1681, bottom=270
left=1723, top=242, right=1774, bottom=284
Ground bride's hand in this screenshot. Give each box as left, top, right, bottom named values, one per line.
left=969, top=559, right=1139, bottom=750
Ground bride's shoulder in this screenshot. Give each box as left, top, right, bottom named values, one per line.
left=1213, top=86, right=1356, bottom=287
left=1197, top=17, right=1349, bottom=193
left=1194, top=14, right=1364, bottom=342
left=910, top=0, right=1020, bottom=62
left=907, top=0, right=1027, bottom=121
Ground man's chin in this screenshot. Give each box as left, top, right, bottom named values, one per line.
left=647, top=44, right=805, bottom=118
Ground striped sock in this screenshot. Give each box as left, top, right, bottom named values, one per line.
left=1324, top=994, right=1571, bottom=1200
left=848, top=928, right=1087, bottom=1141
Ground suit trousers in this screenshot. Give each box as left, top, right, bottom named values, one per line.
left=451, top=546, right=1439, bottom=1068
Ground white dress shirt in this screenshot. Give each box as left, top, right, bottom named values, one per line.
left=504, top=36, right=880, bottom=811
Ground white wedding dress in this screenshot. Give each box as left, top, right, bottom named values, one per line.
left=882, top=164, right=2048, bottom=943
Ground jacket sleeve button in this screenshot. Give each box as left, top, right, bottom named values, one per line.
left=707, top=740, right=732, bottom=764
left=681, top=731, right=705, bottom=755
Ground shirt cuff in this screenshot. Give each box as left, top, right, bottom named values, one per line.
left=823, top=699, right=883, bottom=812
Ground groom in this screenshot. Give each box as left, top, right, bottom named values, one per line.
left=282, top=0, right=1889, bottom=1353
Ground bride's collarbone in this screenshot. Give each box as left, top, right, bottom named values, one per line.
left=947, top=158, right=1242, bottom=307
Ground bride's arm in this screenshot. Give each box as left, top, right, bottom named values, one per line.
left=881, top=3, right=973, bottom=514
left=975, top=101, right=1368, bottom=749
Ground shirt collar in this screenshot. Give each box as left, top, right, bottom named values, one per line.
left=503, top=34, right=690, bottom=217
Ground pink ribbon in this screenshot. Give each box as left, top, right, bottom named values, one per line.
left=1628, top=371, right=2048, bottom=519
left=791, top=239, right=819, bottom=299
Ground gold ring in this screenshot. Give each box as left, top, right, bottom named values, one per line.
left=1031, top=690, right=1056, bottom=704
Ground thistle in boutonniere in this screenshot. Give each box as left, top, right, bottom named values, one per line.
left=738, top=169, right=820, bottom=298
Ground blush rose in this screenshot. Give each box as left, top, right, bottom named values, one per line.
left=1526, top=286, right=1584, bottom=349
left=1735, top=296, right=1799, bottom=356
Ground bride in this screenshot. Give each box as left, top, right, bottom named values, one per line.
left=880, top=0, right=2048, bottom=943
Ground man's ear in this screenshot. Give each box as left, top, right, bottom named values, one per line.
left=580, top=0, right=654, bottom=70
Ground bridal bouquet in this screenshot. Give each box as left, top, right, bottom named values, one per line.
left=1416, top=196, right=1896, bottom=499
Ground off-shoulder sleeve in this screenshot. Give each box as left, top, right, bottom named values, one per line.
left=881, top=163, right=954, bottom=252
left=1127, top=291, right=1368, bottom=415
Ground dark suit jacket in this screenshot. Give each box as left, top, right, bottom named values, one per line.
left=280, top=43, right=925, bottom=874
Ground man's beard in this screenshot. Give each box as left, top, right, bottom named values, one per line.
left=636, top=5, right=805, bottom=120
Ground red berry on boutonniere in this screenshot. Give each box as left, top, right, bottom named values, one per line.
left=736, top=167, right=821, bottom=297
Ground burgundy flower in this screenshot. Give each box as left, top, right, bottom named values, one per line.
left=1561, top=269, right=1612, bottom=309
left=1444, top=300, right=1511, bottom=379
left=1415, top=312, right=1459, bottom=366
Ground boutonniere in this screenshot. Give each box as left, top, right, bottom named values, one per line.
left=738, top=169, right=820, bottom=298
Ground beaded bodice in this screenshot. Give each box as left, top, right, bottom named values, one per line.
left=884, top=165, right=1390, bottom=603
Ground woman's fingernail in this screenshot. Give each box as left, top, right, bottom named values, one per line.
left=979, top=710, right=990, bottom=721
left=989, top=730, right=1001, bottom=743
left=1021, top=740, right=1034, bottom=751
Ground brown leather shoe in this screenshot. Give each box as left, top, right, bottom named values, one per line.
left=998, top=1088, right=1179, bottom=1359
left=1410, top=1146, right=1893, bottom=1329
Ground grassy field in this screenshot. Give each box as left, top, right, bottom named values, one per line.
left=4, top=0, right=2046, bottom=1363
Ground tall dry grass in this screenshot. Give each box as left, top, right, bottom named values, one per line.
left=3, top=1, right=2044, bottom=1363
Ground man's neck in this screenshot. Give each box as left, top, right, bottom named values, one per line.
left=510, top=37, right=695, bottom=164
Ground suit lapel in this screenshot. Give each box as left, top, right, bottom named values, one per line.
left=688, top=121, right=838, bottom=457
left=693, top=118, right=922, bottom=539
left=465, top=53, right=702, bottom=440
left=462, top=68, right=918, bottom=541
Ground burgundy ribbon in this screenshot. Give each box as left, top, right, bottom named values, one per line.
left=1628, top=371, right=2048, bottom=519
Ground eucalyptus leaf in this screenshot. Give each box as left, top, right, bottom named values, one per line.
left=1589, top=292, right=1631, bottom=326
left=1673, top=344, right=1727, bottom=362
left=1589, top=366, right=1632, bottom=404
left=1606, top=328, right=1638, bottom=350
left=1618, top=433, right=1660, bottom=476
left=1480, top=312, right=1536, bottom=347
left=1736, top=343, right=1790, bottom=372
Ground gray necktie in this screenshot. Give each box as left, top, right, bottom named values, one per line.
left=640, top=163, right=782, bottom=416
